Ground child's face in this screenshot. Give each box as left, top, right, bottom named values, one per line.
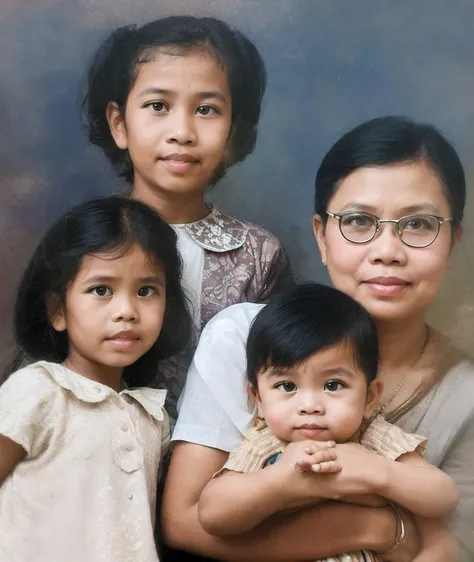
left=108, top=48, right=233, bottom=199
left=253, top=342, right=381, bottom=443
left=50, top=244, right=166, bottom=379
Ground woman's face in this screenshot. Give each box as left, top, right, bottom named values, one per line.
left=314, top=161, right=461, bottom=323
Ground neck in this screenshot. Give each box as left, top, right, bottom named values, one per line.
left=63, top=355, right=124, bottom=393
left=375, top=314, right=428, bottom=376
left=131, top=183, right=210, bottom=224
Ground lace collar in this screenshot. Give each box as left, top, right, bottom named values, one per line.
left=180, top=207, right=249, bottom=253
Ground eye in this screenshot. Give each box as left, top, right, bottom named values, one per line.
left=196, top=105, right=218, bottom=116
left=89, top=286, right=112, bottom=297
left=275, top=381, right=297, bottom=394
left=147, top=101, right=167, bottom=113
left=342, top=213, right=375, bottom=228
left=402, top=215, right=437, bottom=231
left=324, top=380, right=345, bottom=392
left=138, top=286, right=156, bottom=297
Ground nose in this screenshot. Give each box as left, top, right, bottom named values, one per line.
left=297, top=391, right=325, bottom=415
left=367, top=222, right=408, bottom=266
left=166, top=107, right=197, bottom=145
left=112, top=294, right=139, bottom=323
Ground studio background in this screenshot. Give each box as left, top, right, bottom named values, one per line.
left=1, top=0, right=473, bottom=366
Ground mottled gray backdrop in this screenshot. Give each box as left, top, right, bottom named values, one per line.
left=1, top=0, right=473, bottom=365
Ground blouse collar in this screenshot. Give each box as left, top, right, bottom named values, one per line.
left=180, top=207, right=249, bottom=253
left=38, top=361, right=166, bottom=422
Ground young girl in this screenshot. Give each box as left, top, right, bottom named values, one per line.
left=83, top=15, right=292, bottom=415
left=0, top=197, right=192, bottom=562
left=198, top=284, right=459, bottom=562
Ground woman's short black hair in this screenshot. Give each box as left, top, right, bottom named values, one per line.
left=314, top=116, right=466, bottom=230
left=10, top=196, right=192, bottom=387
left=83, top=15, right=266, bottom=184
left=246, top=283, right=379, bottom=387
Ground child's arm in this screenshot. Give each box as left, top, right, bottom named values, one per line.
left=410, top=516, right=459, bottom=562
left=198, top=440, right=340, bottom=536
left=373, top=451, right=459, bottom=518
left=0, top=434, right=25, bottom=486
left=318, top=443, right=458, bottom=518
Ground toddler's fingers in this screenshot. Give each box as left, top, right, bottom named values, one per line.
left=306, top=449, right=337, bottom=464
left=293, top=457, right=313, bottom=472
left=311, top=460, right=341, bottom=473
left=302, top=441, right=336, bottom=455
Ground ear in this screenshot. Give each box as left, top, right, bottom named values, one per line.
left=248, top=382, right=264, bottom=418
left=106, top=101, right=128, bottom=150
left=450, top=225, right=463, bottom=251
left=313, top=214, right=327, bottom=266
left=46, top=293, right=67, bottom=332
left=363, top=379, right=383, bottom=419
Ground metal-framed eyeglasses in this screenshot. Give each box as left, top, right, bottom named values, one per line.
left=326, top=211, right=453, bottom=248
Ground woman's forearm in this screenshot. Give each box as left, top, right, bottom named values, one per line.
left=164, top=499, right=397, bottom=561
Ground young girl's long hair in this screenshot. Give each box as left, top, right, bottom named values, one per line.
left=5, top=197, right=192, bottom=386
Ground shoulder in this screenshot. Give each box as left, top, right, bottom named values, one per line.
left=0, top=361, right=60, bottom=401
left=436, top=339, right=474, bottom=405
left=202, top=302, right=266, bottom=340
left=216, top=208, right=284, bottom=253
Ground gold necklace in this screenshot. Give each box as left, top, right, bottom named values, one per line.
left=377, top=327, right=430, bottom=416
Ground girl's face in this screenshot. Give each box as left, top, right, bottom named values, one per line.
left=51, top=244, right=166, bottom=380
left=314, top=161, right=461, bottom=324
left=253, top=342, right=381, bottom=443
left=108, top=48, right=232, bottom=200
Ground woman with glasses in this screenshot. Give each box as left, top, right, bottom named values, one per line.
left=162, top=117, right=473, bottom=562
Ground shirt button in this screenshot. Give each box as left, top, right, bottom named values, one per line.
left=121, top=425, right=128, bottom=432
left=95, top=386, right=102, bottom=394
left=126, top=445, right=133, bottom=452
left=127, top=494, right=133, bottom=500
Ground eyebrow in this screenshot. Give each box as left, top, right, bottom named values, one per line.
left=82, top=275, right=164, bottom=286
left=337, top=202, right=441, bottom=215
left=138, top=87, right=229, bottom=103
left=265, top=367, right=354, bottom=378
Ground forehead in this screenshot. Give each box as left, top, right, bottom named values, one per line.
left=75, top=244, right=162, bottom=280
left=329, top=161, right=451, bottom=216
left=131, top=47, right=231, bottom=97
left=267, top=342, right=363, bottom=378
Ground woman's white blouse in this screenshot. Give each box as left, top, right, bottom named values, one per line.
left=173, top=302, right=264, bottom=452
left=0, top=361, right=169, bottom=562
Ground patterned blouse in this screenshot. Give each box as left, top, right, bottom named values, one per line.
left=157, top=207, right=292, bottom=419
left=216, top=416, right=427, bottom=562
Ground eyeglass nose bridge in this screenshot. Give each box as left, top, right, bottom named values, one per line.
left=376, top=218, right=403, bottom=232
left=373, top=218, right=404, bottom=238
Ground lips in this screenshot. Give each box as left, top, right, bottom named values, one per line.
left=363, top=276, right=410, bottom=297
left=160, top=153, right=199, bottom=174
left=106, top=330, right=139, bottom=341
left=161, top=153, right=199, bottom=163
left=106, top=330, right=140, bottom=350
left=297, top=423, right=325, bottom=430
left=296, top=424, right=327, bottom=439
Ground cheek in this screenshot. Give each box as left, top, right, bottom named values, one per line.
left=259, top=396, right=290, bottom=433
left=326, top=239, right=365, bottom=289
left=202, top=122, right=231, bottom=156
